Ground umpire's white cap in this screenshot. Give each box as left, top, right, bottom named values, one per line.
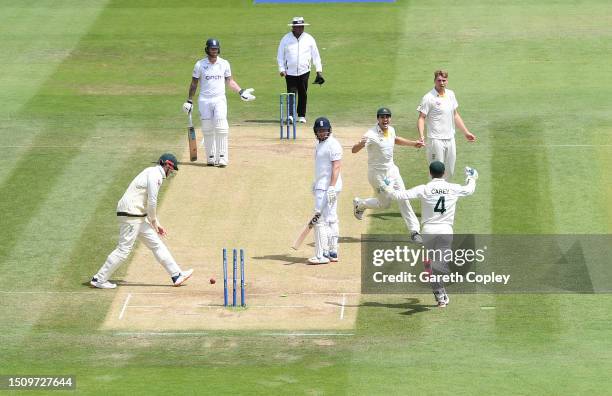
left=288, top=17, right=310, bottom=26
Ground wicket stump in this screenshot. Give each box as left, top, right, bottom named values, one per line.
left=223, top=248, right=245, bottom=307
left=279, top=92, right=297, bottom=139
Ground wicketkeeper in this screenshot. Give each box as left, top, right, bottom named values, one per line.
left=388, top=161, right=478, bottom=307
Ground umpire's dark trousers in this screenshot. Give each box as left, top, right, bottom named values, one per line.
left=285, top=72, right=310, bottom=118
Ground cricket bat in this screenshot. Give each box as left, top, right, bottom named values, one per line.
left=291, top=212, right=321, bottom=250
left=188, top=111, right=197, bottom=162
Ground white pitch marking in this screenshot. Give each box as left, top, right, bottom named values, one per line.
left=118, top=293, right=132, bottom=320
left=480, top=306, right=496, bottom=310
left=0, top=290, right=98, bottom=294
left=258, top=333, right=355, bottom=337
left=114, top=332, right=208, bottom=336
left=195, top=304, right=306, bottom=309
left=340, top=293, right=347, bottom=320
left=250, top=292, right=360, bottom=296
left=112, top=332, right=354, bottom=337
left=250, top=305, right=306, bottom=308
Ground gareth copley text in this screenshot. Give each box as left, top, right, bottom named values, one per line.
left=373, top=271, right=511, bottom=285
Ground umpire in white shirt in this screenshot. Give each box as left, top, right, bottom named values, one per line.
left=277, top=16, right=324, bottom=124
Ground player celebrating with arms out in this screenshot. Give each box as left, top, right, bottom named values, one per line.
left=183, top=38, right=255, bottom=167
left=309, top=117, right=342, bottom=264
left=388, top=161, right=478, bottom=307
left=417, top=70, right=476, bottom=180
left=352, top=107, right=425, bottom=244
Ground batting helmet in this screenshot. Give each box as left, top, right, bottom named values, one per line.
left=159, top=153, right=179, bottom=171
left=313, top=117, right=332, bottom=141
left=205, top=38, right=221, bottom=55
left=377, top=107, right=392, bottom=117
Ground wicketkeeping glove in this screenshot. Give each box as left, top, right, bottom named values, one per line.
left=313, top=72, right=325, bottom=85
left=464, top=166, right=479, bottom=181
left=239, top=88, right=256, bottom=101
left=182, top=100, right=193, bottom=113
left=327, top=186, right=337, bottom=206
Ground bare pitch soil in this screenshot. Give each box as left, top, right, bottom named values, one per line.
left=103, top=125, right=370, bottom=331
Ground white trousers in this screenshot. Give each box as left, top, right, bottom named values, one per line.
left=422, top=223, right=454, bottom=294
left=198, top=95, right=229, bottom=165
left=362, top=165, right=420, bottom=232
left=427, top=138, right=456, bottom=180
left=313, top=189, right=340, bottom=255
left=94, top=217, right=181, bottom=282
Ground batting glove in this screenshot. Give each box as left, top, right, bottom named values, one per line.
left=239, top=88, right=256, bottom=102
left=464, top=166, right=479, bottom=181
left=327, top=186, right=337, bottom=206
left=313, top=72, right=325, bottom=85
left=182, top=100, right=193, bottom=113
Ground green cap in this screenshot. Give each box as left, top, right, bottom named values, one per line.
left=376, top=107, right=392, bottom=117
left=429, top=161, right=445, bottom=176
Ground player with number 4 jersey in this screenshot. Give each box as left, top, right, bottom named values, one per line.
left=390, top=161, right=477, bottom=232
left=388, top=161, right=477, bottom=308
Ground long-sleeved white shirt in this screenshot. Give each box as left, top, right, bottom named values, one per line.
left=277, top=31, right=322, bottom=76
left=116, top=165, right=166, bottom=223
left=392, top=178, right=475, bottom=226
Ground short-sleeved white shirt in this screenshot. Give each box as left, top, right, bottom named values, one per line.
left=314, top=135, right=342, bottom=191
left=364, top=124, right=396, bottom=172
left=192, top=57, right=231, bottom=99
left=417, top=88, right=458, bottom=139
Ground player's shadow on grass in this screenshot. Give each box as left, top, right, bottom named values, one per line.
left=360, top=298, right=434, bottom=316
left=244, top=119, right=282, bottom=124
left=179, top=162, right=215, bottom=168
left=369, top=211, right=422, bottom=220
left=303, top=236, right=361, bottom=248
left=81, top=280, right=175, bottom=287
left=252, top=254, right=308, bottom=265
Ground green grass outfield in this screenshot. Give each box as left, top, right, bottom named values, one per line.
left=1, top=0, right=611, bottom=394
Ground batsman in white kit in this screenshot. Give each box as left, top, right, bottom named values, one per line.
left=389, top=161, right=478, bottom=307
left=309, top=117, right=342, bottom=264
left=182, top=38, right=255, bottom=167
left=90, top=154, right=193, bottom=289
left=352, top=107, right=425, bottom=243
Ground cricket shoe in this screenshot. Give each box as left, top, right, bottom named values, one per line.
left=298, top=117, right=307, bottom=123
left=326, top=251, right=338, bottom=262
left=307, top=255, right=330, bottom=265
left=90, top=277, right=117, bottom=289
left=172, top=269, right=194, bottom=286
left=285, top=115, right=294, bottom=125
left=410, top=231, right=424, bottom=245
left=434, top=291, right=450, bottom=308
left=353, top=197, right=365, bottom=220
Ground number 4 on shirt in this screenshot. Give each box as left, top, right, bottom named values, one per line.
left=434, top=196, right=446, bottom=214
